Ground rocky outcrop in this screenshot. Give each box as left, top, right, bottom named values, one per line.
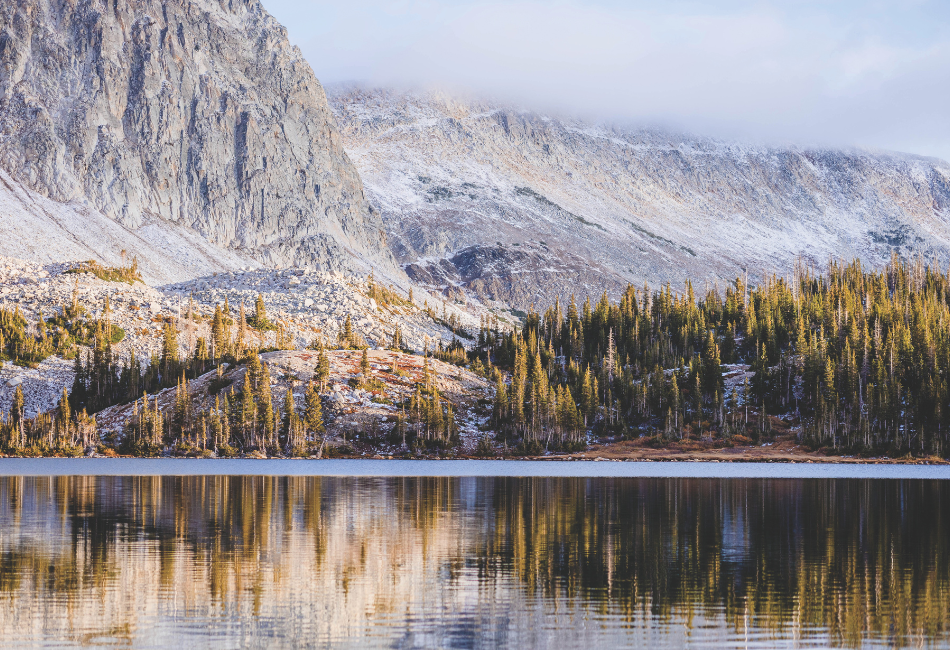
left=0, top=253, right=478, bottom=417
left=329, top=86, right=950, bottom=309
left=0, top=0, right=399, bottom=277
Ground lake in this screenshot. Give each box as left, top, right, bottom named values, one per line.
left=0, top=469, right=948, bottom=647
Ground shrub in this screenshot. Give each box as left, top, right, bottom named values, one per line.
left=217, top=444, right=239, bottom=458
left=66, top=259, right=142, bottom=284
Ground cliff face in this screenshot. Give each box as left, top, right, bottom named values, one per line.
left=0, top=0, right=398, bottom=278
left=329, top=86, right=950, bottom=308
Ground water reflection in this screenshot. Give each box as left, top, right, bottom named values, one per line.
left=0, top=477, right=947, bottom=648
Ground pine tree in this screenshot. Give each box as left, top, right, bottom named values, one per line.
left=253, top=294, right=269, bottom=330
left=194, top=337, right=209, bottom=375
left=259, top=363, right=275, bottom=448
left=211, top=395, right=223, bottom=449
left=241, top=372, right=255, bottom=448
left=11, top=384, right=24, bottom=428
left=282, top=388, right=298, bottom=449
left=161, top=322, right=179, bottom=382
left=247, top=349, right=262, bottom=391
left=173, top=374, right=190, bottom=442
left=423, top=353, right=433, bottom=390
left=211, top=304, right=225, bottom=360
left=220, top=393, right=231, bottom=448
left=315, top=346, right=330, bottom=392
left=580, top=365, right=593, bottom=424
left=669, top=373, right=680, bottom=436
left=341, top=315, right=353, bottom=348
left=57, top=387, right=71, bottom=434
left=493, top=372, right=508, bottom=429
left=237, top=301, right=247, bottom=358
left=429, top=389, right=444, bottom=438
left=391, top=326, right=402, bottom=350
left=304, top=381, right=325, bottom=436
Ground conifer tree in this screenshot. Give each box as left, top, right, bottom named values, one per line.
left=259, top=363, right=275, bottom=448
left=237, top=301, right=247, bottom=359
left=315, top=345, right=330, bottom=392
left=304, top=381, right=325, bottom=437
left=669, top=373, right=680, bottom=435
left=161, top=322, right=179, bottom=381
left=194, top=337, right=209, bottom=376
left=241, top=372, right=255, bottom=447
left=282, top=387, right=298, bottom=449
left=341, top=315, right=353, bottom=348
left=220, top=393, right=231, bottom=448
left=211, top=304, right=225, bottom=360
left=173, top=374, right=190, bottom=442
left=247, top=349, right=262, bottom=391
left=11, top=384, right=24, bottom=429
left=511, top=348, right=527, bottom=431
left=253, top=294, right=268, bottom=330
left=580, top=366, right=593, bottom=424
left=211, top=394, right=223, bottom=449
left=391, top=326, right=402, bottom=350
left=57, top=387, right=71, bottom=434
left=493, top=372, right=508, bottom=430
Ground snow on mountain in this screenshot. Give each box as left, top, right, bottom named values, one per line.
left=0, top=169, right=254, bottom=285
left=329, top=85, right=950, bottom=308
left=0, top=0, right=400, bottom=279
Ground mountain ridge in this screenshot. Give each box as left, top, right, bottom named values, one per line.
left=328, top=84, right=950, bottom=309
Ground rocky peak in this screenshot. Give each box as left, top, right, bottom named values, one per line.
left=0, top=0, right=400, bottom=277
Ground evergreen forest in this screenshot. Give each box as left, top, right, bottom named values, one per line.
left=476, top=255, right=950, bottom=457
left=2, top=255, right=950, bottom=459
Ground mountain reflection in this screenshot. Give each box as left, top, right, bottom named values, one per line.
left=0, top=476, right=947, bottom=648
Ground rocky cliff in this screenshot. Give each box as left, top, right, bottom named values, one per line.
left=329, top=86, right=950, bottom=309
left=0, top=0, right=398, bottom=279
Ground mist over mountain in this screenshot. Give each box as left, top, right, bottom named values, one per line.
left=2, top=1, right=950, bottom=309
left=329, top=85, right=950, bottom=309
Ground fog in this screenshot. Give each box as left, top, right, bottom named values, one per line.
left=264, top=0, right=950, bottom=161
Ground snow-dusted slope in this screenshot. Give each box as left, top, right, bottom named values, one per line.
left=329, top=86, right=950, bottom=308
left=0, top=169, right=254, bottom=284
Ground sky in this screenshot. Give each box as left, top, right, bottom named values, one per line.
left=264, top=0, right=950, bottom=160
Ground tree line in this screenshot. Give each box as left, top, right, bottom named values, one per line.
left=6, top=255, right=950, bottom=458
left=1, top=294, right=330, bottom=457
left=477, top=255, right=950, bottom=457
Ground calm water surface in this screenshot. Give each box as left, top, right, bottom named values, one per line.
left=0, top=474, right=948, bottom=648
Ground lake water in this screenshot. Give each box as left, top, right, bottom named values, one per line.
left=0, top=470, right=948, bottom=648
left=3, top=458, right=950, bottom=479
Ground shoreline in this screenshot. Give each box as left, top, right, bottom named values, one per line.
left=3, top=444, right=945, bottom=465
left=1, top=458, right=949, bottom=479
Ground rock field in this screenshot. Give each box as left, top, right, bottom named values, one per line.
left=0, top=255, right=488, bottom=421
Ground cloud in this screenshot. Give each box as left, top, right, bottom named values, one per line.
left=266, top=0, right=950, bottom=160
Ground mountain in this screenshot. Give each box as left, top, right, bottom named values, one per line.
left=328, top=85, right=950, bottom=309
left=0, top=0, right=398, bottom=282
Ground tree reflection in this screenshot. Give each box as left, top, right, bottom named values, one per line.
left=0, top=476, right=946, bottom=647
